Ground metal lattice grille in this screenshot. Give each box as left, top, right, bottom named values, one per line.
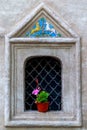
left=24, top=56, right=62, bottom=111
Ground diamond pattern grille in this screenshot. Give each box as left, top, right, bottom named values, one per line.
left=24, top=56, right=62, bottom=111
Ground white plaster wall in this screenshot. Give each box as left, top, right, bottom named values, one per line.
left=0, top=0, right=87, bottom=129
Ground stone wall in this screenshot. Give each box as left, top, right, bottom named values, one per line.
left=0, top=0, right=87, bottom=130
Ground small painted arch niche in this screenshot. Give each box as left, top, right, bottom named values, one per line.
left=24, top=56, right=62, bottom=111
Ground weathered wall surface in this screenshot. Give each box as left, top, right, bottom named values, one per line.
left=0, top=0, right=87, bottom=130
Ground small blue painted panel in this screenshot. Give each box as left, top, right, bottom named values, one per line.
left=24, top=17, right=62, bottom=37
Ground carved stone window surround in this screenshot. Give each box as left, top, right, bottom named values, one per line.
left=5, top=3, right=81, bottom=127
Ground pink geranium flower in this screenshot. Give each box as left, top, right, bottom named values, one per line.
left=32, top=87, right=41, bottom=95
left=32, top=78, right=41, bottom=95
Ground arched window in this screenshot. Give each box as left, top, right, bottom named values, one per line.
left=24, top=56, right=62, bottom=111
left=5, top=3, right=81, bottom=127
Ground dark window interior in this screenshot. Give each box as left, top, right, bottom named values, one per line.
left=24, top=56, right=62, bottom=111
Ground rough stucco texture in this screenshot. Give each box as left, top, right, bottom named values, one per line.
left=0, top=0, right=87, bottom=130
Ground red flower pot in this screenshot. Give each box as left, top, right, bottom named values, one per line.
left=36, top=102, right=49, bottom=112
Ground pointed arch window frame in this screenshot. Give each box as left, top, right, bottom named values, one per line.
left=5, top=3, right=81, bottom=127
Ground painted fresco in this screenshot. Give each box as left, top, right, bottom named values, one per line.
left=24, top=17, right=62, bottom=37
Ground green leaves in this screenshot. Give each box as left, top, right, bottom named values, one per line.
left=36, top=91, right=49, bottom=103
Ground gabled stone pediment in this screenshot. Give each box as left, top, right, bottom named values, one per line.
left=8, top=3, right=78, bottom=38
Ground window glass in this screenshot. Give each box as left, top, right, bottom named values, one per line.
left=24, top=56, right=62, bottom=111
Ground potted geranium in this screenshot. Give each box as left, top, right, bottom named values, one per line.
left=32, top=79, right=49, bottom=112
